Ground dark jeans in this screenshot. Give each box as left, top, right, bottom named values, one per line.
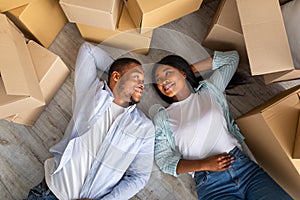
left=194, top=147, right=293, bottom=200
left=26, top=181, right=58, bottom=200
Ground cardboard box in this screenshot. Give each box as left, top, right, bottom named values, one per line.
left=6, top=41, right=70, bottom=126
left=0, top=14, right=44, bottom=118
left=6, top=0, right=67, bottom=48
left=202, top=0, right=247, bottom=63
left=125, top=0, right=203, bottom=34
left=76, top=5, right=153, bottom=55
left=264, top=69, right=300, bottom=84
left=59, top=0, right=121, bottom=30
left=236, top=0, right=293, bottom=76
left=236, top=85, right=300, bottom=199
left=0, top=0, right=35, bottom=12
left=203, top=0, right=296, bottom=81
left=293, top=114, right=300, bottom=159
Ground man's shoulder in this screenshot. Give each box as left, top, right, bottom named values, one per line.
left=130, top=108, right=155, bottom=134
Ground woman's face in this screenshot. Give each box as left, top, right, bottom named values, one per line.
left=154, top=64, right=190, bottom=100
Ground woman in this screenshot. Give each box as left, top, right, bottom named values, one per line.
left=151, top=50, right=292, bottom=199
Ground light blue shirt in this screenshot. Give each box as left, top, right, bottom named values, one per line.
left=48, top=42, right=155, bottom=199
left=151, top=50, right=244, bottom=177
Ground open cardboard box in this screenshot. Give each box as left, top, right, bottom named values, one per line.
left=0, top=14, right=44, bottom=119
left=6, top=41, right=70, bottom=126
left=76, top=3, right=153, bottom=55
left=201, top=0, right=247, bottom=63
left=236, top=85, right=300, bottom=199
left=202, top=0, right=299, bottom=84
left=5, top=0, right=67, bottom=48
left=124, top=0, right=203, bottom=34
left=59, top=0, right=122, bottom=30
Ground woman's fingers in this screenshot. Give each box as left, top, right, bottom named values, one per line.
left=217, top=154, right=234, bottom=170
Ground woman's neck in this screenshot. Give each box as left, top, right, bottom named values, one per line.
left=172, top=86, right=191, bottom=102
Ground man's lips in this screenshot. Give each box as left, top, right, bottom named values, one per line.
left=134, top=87, right=143, bottom=96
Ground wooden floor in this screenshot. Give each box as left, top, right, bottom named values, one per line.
left=1, top=1, right=300, bottom=199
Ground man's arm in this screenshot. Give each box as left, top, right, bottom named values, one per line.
left=101, top=125, right=155, bottom=200
left=74, top=42, right=114, bottom=104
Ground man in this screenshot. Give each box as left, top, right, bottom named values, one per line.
left=27, top=42, right=155, bottom=200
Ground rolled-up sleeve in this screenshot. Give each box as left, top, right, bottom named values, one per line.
left=208, top=50, right=240, bottom=92
left=153, top=111, right=181, bottom=177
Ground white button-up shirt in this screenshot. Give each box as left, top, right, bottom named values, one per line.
left=45, top=42, right=155, bottom=200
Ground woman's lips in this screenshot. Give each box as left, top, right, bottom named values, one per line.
left=163, top=82, right=174, bottom=92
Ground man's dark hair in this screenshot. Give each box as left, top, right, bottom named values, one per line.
left=107, top=57, right=141, bottom=84
left=152, top=54, right=203, bottom=104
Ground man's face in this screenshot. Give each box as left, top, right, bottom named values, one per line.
left=112, top=63, right=145, bottom=107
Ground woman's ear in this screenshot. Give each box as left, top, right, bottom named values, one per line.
left=180, top=71, right=187, bottom=78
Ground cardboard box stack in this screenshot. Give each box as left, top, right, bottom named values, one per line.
left=59, top=0, right=204, bottom=54
left=0, top=14, right=70, bottom=126
left=2, top=0, right=67, bottom=48
left=201, top=0, right=300, bottom=198
left=236, top=85, right=300, bottom=199
left=202, top=0, right=300, bottom=84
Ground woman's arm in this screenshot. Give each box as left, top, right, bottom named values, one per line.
left=153, top=110, right=182, bottom=177
left=191, top=56, right=213, bottom=74
left=208, top=50, right=239, bottom=92
left=176, top=153, right=234, bottom=174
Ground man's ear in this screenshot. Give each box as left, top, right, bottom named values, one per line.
left=111, top=71, right=121, bottom=82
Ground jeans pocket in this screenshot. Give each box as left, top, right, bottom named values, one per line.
left=194, top=171, right=208, bottom=189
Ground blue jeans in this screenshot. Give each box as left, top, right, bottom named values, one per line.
left=26, top=182, right=58, bottom=200
left=194, top=147, right=293, bottom=200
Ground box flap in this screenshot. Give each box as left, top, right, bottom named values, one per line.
left=27, top=41, right=59, bottom=81
left=264, top=69, right=300, bottom=84
left=0, top=0, right=34, bottom=12
left=293, top=113, right=300, bottom=158
left=237, top=85, right=300, bottom=118
left=118, top=3, right=135, bottom=31
left=27, top=40, right=70, bottom=100
left=0, top=14, right=29, bottom=95
left=0, top=79, right=26, bottom=105
left=7, top=0, right=67, bottom=48
left=218, top=0, right=242, bottom=34
left=5, top=41, right=70, bottom=126
left=236, top=0, right=294, bottom=75
left=134, top=0, right=175, bottom=13
left=60, top=0, right=117, bottom=11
